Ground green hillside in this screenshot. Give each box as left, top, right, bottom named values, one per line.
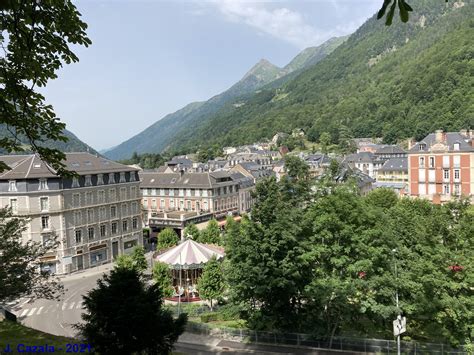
left=104, top=36, right=346, bottom=160
left=167, top=0, right=473, bottom=154
left=0, top=125, right=97, bottom=155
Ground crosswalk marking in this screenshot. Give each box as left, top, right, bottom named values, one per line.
left=36, top=306, right=44, bottom=315
left=61, top=303, right=67, bottom=311
left=69, top=302, right=75, bottom=310
left=20, top=309, right=29, bottom=317
left=28, top=308, right=37, bottom=316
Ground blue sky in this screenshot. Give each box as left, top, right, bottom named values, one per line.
left=43, top=0, right=380, bottom=150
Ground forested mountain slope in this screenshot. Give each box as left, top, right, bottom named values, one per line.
left=168, top=0, right=473, bottom=154
left=104, top=37, right=346, bottom=160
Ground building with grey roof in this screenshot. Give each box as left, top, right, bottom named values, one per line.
left=0, top=152, right=142, bottom=274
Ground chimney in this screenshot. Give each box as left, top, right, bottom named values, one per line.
left=435, top=130, right=444, bottom=142
left=460, top=129, right=467, bottom=137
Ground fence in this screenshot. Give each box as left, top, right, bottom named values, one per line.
left=186, top=321, right=467, bottom=354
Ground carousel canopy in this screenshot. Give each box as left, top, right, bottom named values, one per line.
left=155, top=239, right=225, bottom=270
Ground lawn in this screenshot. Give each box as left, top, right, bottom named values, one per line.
left=0, top=320, right=76, bottom=354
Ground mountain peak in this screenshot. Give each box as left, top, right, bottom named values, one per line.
left=242, top=58, right=281, bottom=80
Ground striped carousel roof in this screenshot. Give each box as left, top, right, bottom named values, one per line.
left=155, top=239, right=225, bottom=270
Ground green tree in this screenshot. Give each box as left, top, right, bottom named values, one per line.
left=114, top=254, right=134, bottom=270
left=77, top=267, right=187, bottom=354
left=365, top=187, right=399, bottom=210
left=225, top=178, right=309, bottom=331
left=198, top=256, right=225, bottom=311
left=131, top=246, right=148, bottom=272
left=0, top=208, right=63, bottom=302
left=199, top=219, right=221, bottom=245
left=319, top=132, right=332, bottom=154
left=183, top=223, right=200, bottom=241
left=157, top=228, right=180, bottom=250
left=152, top=262, right=174, bottom=298
left=0, top=1, right=91, bottom=174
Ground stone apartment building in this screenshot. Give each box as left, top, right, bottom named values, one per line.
left=0, top=153, right=142, bottom=274
left=140, top=170, right=254, bottom=236
left=408, top=130, right=474, bottom=203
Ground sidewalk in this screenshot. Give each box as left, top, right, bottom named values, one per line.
left=58, top=262, right=114, bottom=282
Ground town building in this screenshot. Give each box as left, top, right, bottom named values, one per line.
left=407, top=130, right=474, bottom=203
left=374, top=157, right=408, bottom=195
left=0, top=153, right=142, bottom=274
left=140, top=170, right=254, bottom=236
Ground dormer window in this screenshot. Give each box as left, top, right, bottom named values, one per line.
left=97, top=174, right=104, bottom=185
left=39, top=179, right=48, bottom=190
left=72, top=176, right=80, bottom=188
left=8, top=180, right=17, bottom=192
left=109, top=173, right=116, bottom=184
left=419, top=144, right=426, bottom=151
left=119, top=172, right=126, bottom=183
left=85, top=175, right=92, bottom=187
left=453, top=142, right=460, bottom=151
left=130, top=172, right=136, bottom=182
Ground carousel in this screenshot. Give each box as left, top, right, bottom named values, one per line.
left=155, top=239, right=225, bottom=302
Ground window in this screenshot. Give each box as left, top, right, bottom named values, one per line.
left=419, top=157, right=425, bottom=168
left=122, top=203, right=128, bottom=216
left=109, top=188, right=116, bottom=202
left=429, top=157, right=435, bottom=168
left=419, top=143, right=426, bottom=151
left=109, top=173, right=116, bottom=184
left=454, top=184, right=460, bottom=196
left=111, top=221, right=118, bottom=235
left=100, top=224, right=106, bottom=237
left=203, top=200, right=208, bottom=211
left=428, top=184, right=436, bottom=195
left=179, top=189, right=184, bottom=197
left=120, top=187, right=127, bottom=200
left=122, top=220, right=128, bottom=232
left=132, top=217, right=138, bottom=229
left=87, top=209, right=94, bottom=223
left=453, top=142, right=460, bottom=151
left=85, top=192, right=93, bottom=205
left=74, top=211, right=82, bottom=225
left=41, top=216, right=49, bottom=229
left=453, top=155, right=460, bottom=168
left=131, top=202, right=138, bottom=214
left=97, top=174, right=104, bottom=185
left=39, top=179, right=48, bottom=190
left=130, top=172, right=136, bottom=182
left=42, top=234, right=54, bottom=247
left=151, top=199, right=157, bottom=209
left=8, top=180, right=17, bottom=192
left=187, top=200, right=191, bottom=210
left=130, top=186, right=137, bottom=198
left=143, top=199, right=148, bottom=209
left=85, top=175, right=92, bottom=187
left=40, top=197, right=49, bottom=211
left=75, top=230, right=82, bottom=244
left=443, top=156, right=450, bottom=167
left=186, top=189, right=191, bottom=197
left=454, top=169, right=460, bottom=180
left=99, top=207, right=106, bottom=219
left=72, top=176, right=80, bottom=188
left=142, top=188, right=148, bottom=196
left=10, top=198, right=17, bottom=214
left=119, top=172, right=126, bottom=183
left=443, top=184, right=450, bottom=195
left=88, top=227, right=95, bottom=240
left=179, top=200, right=184, bottom=210
left=169, top=189, right=174, bottom=196
left=160, top=199, right=165, bottom=209
left=160, top=189, right=165, bottom=196
left=110, top=205, right=117, bottom=218
left=98, top=190, right=105, bottom=203
left=418, top=183, right=426, bottom=195
left=73, top=193, right=80, bottom=207
left=443, top=169, right=449, bottom=180
left=170, top=199, right=175, bottom=209
left=203, top=190, right=209, bottom=197
left=151, top=188, right=156, bottom=195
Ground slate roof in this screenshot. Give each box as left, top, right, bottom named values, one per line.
left=409, top=132, right=474, bottom=153
left=0, top=152, right=138, bottom=180
left=375, top=145, right=406, bottom=155
left=139, top=171, right=240, bottom=189
left=345, top=152, right=374, bottom=164
left=379, top=158, right=408, bottom=172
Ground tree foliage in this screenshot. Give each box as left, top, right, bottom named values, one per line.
left=77, top=267, right=187, bottom=354
left=157, top=228, right=180, bottom=251
left=114, top=246, right=148, bottom=273
left=0, top=208, right=63, bottom=303
left=198, top=219, right=222, bottom=245
left=198, top=256, right=225, bottom=311
left=152, top=262, right=174, bottom=298
left=0, top=0, right=91, bottom=175
left=183, top=223, right=200, bottom=241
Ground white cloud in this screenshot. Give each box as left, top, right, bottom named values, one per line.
left=205, top=0, right=366, bottom=49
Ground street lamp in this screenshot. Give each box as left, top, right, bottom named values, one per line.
left=391, top=248, right=403, bottom=355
